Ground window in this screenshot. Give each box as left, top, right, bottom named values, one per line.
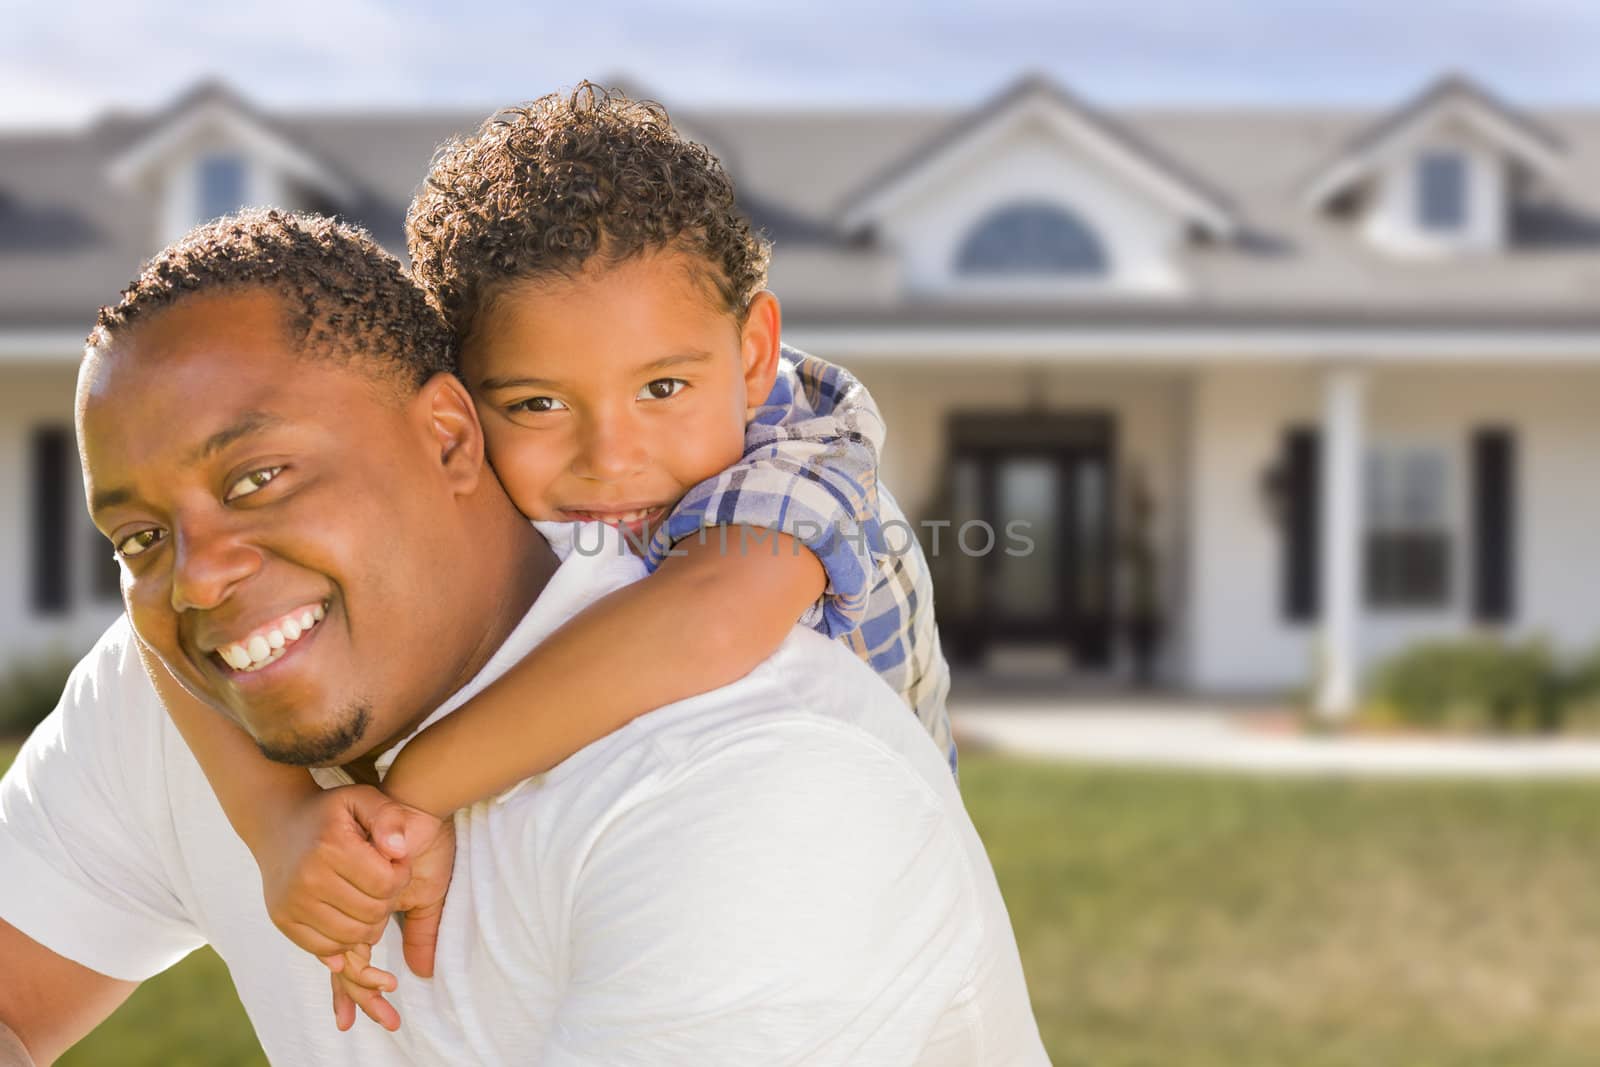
left=956, top=201, right=1108, bottom=277
left=1416, top=152, right=1467, bottom=232
left=89, top=516, right=122, bottom=602
left=197, top=154, right=247, bottom=222
left=1365, top=445, right=1451, bottom=608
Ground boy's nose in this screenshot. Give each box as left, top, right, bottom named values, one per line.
left=573, top=418, right=647, bottom=482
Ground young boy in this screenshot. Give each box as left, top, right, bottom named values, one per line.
left=152, top=84, right=953, bottom=1030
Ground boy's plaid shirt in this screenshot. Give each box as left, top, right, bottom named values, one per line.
left=645, top=346, right=956, bottom=773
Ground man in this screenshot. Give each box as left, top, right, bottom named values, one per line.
left=0, top=211, right=1047, bottom=1065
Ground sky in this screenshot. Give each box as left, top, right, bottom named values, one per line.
left=5, top=0, right=1600, bottom=128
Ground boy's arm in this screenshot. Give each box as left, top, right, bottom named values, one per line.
left=132, top=640, right=319, bottom=848
left=385, top=349, right=892, bottom=818
left=134, top=644, right=405, bottom=959
left=380, top=530, right=825, bottom=818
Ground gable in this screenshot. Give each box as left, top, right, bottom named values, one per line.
left=857, top=106, right=1201, bottom=295
left=107, top=86, right=357, bottom=245
left=842, top=77, right=1237, bottom=242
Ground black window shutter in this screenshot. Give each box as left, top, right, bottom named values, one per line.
left=30, top=425, right=73, bottom=615
left=90, top=513, right=122, bottom=600
left=1472, top=428, right=1516, bottom=623
left=1283, top=426, right=1320, bottom=622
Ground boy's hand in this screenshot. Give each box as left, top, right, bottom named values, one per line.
left=257, top=785, right=410, bottom=960
left=324, top=799, right=456, bottom=1031
left=355, top=798, right=458, bottom=979
left=329, top=941, right=400, bottom=1033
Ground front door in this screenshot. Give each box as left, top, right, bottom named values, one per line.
left=933, top=413, right=1116, bottom=669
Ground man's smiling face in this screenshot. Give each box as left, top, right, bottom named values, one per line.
left=79, top=289, right=485, bottom=766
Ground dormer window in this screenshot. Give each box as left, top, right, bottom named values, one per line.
left=196, top=153, right=247, bottom=223
left=1416, top=152, right=1468, bottom=232
left=956, top=201, right=1108, bottom=277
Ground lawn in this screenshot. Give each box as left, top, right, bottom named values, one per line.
left=8, top=738, right=1600, bottom=1065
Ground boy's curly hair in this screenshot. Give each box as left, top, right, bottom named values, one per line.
left=406, top=82, right=772, bottom=342
left=88, top=208, right=455, bottom=393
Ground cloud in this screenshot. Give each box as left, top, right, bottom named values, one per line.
left=4, top=0, right=1600, bottom=128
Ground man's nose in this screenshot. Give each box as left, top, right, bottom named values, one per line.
left=573, top=413, right=647, bottom=482
left=169, top=520, right=262, bottom=613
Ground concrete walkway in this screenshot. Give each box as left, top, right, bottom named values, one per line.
left=952, top=701, right=1600, bottom=778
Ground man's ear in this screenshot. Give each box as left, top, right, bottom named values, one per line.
left=739, top=291, right=783, bottom=413
left=412, top=372, right=485, bottom=495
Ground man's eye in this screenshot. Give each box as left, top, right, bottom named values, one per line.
left=224, top=465, right=284, bottom=502
left=639, top=378, right=687, bottom=401
left=116, top=528, right=165, bottom=559
left=508, top=396, right=567, bottom=414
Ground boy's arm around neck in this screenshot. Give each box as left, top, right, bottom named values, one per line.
left=381, top=529, right=826, bottom=818
left=133, top=638, right=320, bottom=850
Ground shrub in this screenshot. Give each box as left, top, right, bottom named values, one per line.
left=0, top=654, right=78, bottom=738
left=1368, top=638, right=1562, bottom=733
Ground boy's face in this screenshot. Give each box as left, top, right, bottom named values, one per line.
left=461, top=248, right=780, bottom=546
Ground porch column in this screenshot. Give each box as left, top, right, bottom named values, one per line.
left=1316, top=367, right=1366, bottom=718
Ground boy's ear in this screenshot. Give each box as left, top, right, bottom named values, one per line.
left=412, top=372, right=485, bottom=495
left=738, top=290, right=783, bottom=413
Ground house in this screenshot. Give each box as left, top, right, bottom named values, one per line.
left=4, top=72, right=1599, bottom=713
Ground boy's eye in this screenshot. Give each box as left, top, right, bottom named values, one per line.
left=116, top=528, right=165, bottom=559
left=639, top=378, right=687, bottom=401
left=508, top=396, right=567, bottom=414
left=224, top=466, right=285, bottom=503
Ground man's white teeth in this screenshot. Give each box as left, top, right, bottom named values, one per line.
left=218, top=603, right=326, bottom=673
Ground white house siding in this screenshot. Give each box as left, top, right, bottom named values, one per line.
left=0, top=361, right=124, bottom=670
left=841, top=356, right=1192, bottom=678
left=1186, top=363, right=1600, bottom=694
left=1185, top=367, right=1316, bottom=692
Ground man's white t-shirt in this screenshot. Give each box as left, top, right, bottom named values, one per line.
left=0, top=523, right=1047, bottom=1065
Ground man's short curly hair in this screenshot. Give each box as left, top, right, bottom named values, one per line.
left=406, top=82, right=772, bottom=343
left=88, top=208, right=454, bottom=394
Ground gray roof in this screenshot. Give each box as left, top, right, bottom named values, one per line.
left=6, top=75, right=1600, bottom=336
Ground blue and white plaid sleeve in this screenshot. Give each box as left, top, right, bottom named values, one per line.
left=644, top=346, right=886, bottom=639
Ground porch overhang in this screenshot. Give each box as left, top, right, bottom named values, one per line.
left=785, top=324, right=1600, bottom=364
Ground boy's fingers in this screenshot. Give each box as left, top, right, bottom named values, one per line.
left=321, top=834, right=409, bottom=900
left=344, top=791, right=413, bottom=861
left=330, top=973, right=356, bottom=1032
left=342, top=978, right=401, bottom=1032
left=320, top=953, right=345, bottom=973
left=285, top=922, right=350, bottom=960
left=301, top=900, right=393, bottom=948
left=353, top=962, right=398, bottom=992
left=400, top=901, right=443, bottom=978
left=366, top=805, right=413, bottom=861
left=316, top=876, right=399, bottom=927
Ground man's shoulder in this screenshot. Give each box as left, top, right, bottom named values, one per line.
left=537, top=626, right=953, bottom=817
left=9, top=615, right=173, bottom=779
left=56, top=615, right=165, bottom=726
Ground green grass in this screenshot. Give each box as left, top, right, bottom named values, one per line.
left=961, top=754, right=1600, bottom=1066
left=11, top=737, right=1600, bottom=1064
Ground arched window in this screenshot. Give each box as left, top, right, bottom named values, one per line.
left=955, top=201, right=1108, bottom=277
